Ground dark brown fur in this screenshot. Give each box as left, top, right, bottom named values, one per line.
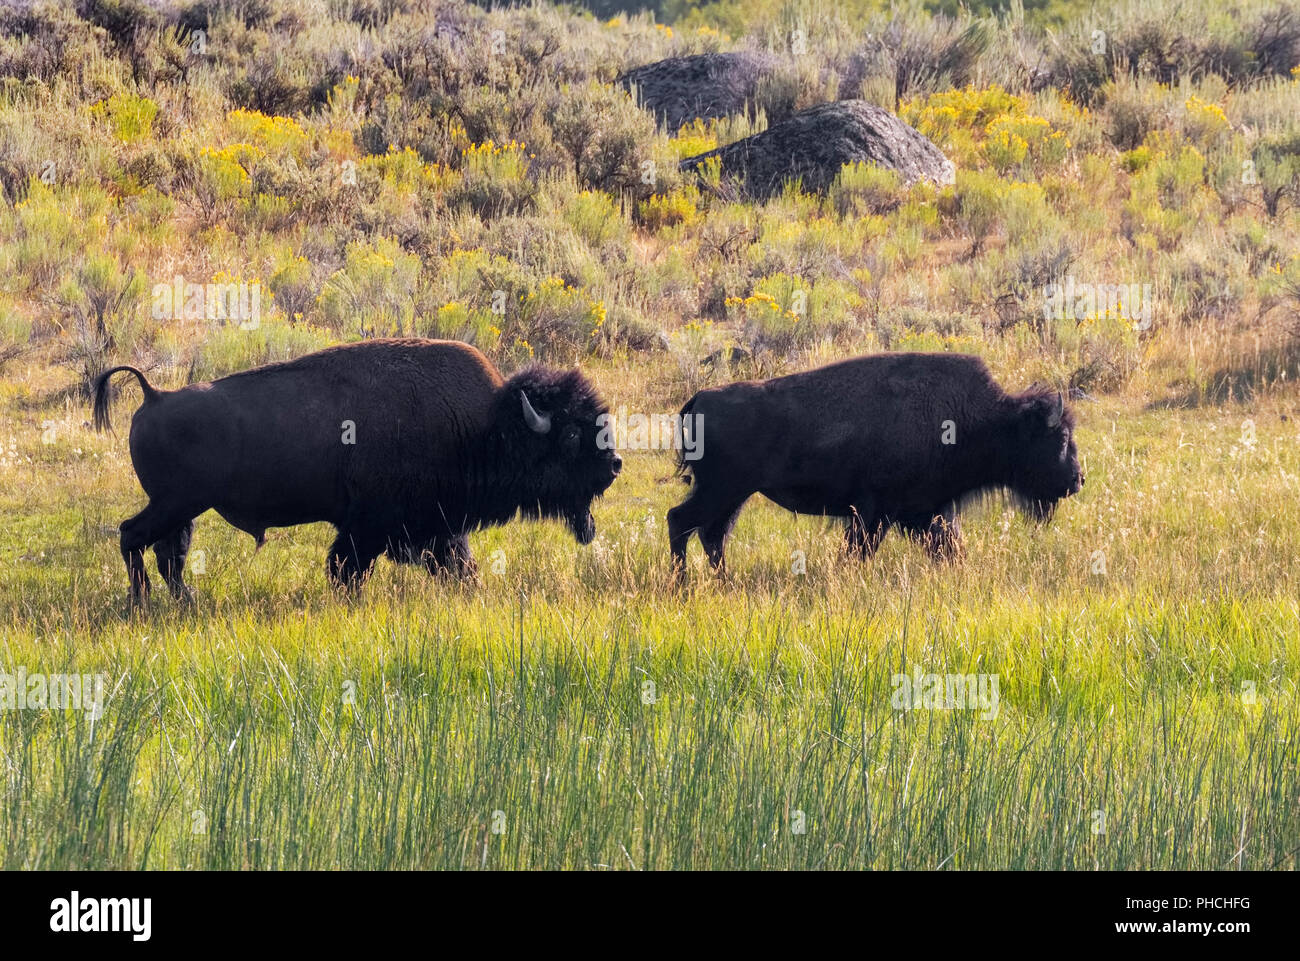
left=92, top=339, right=621, bottom=603
left=668, top=352, right=1083, bottom=576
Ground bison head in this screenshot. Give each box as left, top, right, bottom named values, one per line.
left=1010, top=389, right=1083, bottom=521
left=498, top=366, right=622, bottom=544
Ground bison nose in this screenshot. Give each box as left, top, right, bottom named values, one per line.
left=611, top=454, right=623, bottom=475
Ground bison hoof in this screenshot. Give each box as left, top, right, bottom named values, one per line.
left=170, top=584, right=197, bottom=605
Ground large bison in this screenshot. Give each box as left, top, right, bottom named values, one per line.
left=668, top=352, right=1083, bottom=576
left=92, top=338, right=621, bottom=603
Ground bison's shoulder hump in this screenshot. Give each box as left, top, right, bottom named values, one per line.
left=215, top=337, right=504, bottom=389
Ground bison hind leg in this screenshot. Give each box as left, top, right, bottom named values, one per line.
left=697, top=499, right=747, bottom=576
left=926, top=515, right=964, bottom=563
left=120, top=501, right=201, bottom=608
left=327, top=529, right=384, bottom=592
left=668, top=487, right=749, bottom=580
left=153, top=520, right=196, bottom=602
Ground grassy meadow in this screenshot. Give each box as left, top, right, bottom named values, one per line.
left=2, top=0, right=1300, bottom=869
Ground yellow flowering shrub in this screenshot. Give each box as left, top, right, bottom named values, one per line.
left=901, top=85, right=1071, bottom=177
left=1182, top=95, right=1230, bottom=148
left=984, top=115, right=1069, bottom=175
left=226, top=109, right=310, bottom=158
left=638, top=186, right=699, bottom=231
left=669, top=119, right=718, bottom=160
left=360, top=145, right=458, bottom=193
left=422, top=301, right=501, bottom=350
left=516, top=276, right=608, bottom=353
left=452, top=139, right=535, bottom=216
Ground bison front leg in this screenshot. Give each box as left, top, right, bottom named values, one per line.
left=422, top=535, right=477, bottom=580
left=844, top=505, right=887, bottom=560
left=900, top=506, right=964, bottom=563
left=327, top=529, right=383, bottom=592
left=925, top=513, right=964, bottom=563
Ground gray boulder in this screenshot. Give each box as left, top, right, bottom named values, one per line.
left=680, top=99, right=956, bottom=200
left=617, top=51, right=778, bottom=131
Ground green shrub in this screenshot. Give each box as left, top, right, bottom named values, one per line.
left=1122, top=145, right=1210, bottom=250
left=316, top=237, right=421, bottom=336
left=189, top=318, right=335, bottom=383
left=944, top=170, right=1051, bottom=256
left=562, top=188, right=628, bottom=249
left=418, top=301, right=501, bottom=351
left=727, top=272, right=861, bottom=354
left=550, top=79, right=676, bottom=200
left=830, top=161, right=905, bottom=217
left=267, top=252, right=318, bottom=322
left=89, top=91, right=158, bottom=143
left=448, top=139, right=537, bottom=219
left=1252, top=131, right=1300, bottom=217
left=56, top=252, right=147, bottom=395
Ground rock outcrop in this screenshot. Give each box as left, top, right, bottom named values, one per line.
left=617, top=51, right=778, bottom=131
left=680, top=99, right=955, bottom=199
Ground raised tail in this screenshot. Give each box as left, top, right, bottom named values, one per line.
left=92, top=365, right=160, bottom=433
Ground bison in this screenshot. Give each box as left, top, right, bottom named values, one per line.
left=91, top=338, right=622, bottom=604
left=667, top=352, right=1083, bottom=576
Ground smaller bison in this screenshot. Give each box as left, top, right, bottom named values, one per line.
left=92, top=339, right=622, bottom=604
left=668, top=352, right=1083, bottom=576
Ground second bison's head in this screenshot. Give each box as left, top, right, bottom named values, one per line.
left=497, top=366, right=622, bottom=544
left=1009, top=389, right=1083, bottom=522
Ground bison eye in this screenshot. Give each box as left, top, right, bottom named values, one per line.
left=562, top=426, right=581, bottom=454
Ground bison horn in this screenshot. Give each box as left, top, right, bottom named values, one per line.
left=1047, top=391, right=1064, bottom=428
left=520, top=391, right=552, bottom=434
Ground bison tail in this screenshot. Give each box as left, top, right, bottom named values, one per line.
left=674, top=395, right=699, bottom=484
left=91, top=365, right=160, bottom=434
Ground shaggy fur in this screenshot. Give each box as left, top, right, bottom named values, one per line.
left=669, top=352, right=1083, bottom=576
left=91, top=338, right=620, bottom=603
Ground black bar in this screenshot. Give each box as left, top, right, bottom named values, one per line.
left=0, top=870, right=1281, bottom=948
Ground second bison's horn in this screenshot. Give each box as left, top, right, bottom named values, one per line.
left=520, top=391, right=552, bottom=434
left=1047, top=391, right=1064, bottom=427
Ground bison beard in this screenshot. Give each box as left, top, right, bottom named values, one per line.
left=91, top=339, right=621, bottom=604
left=667, top=352, right=1084, bottom=578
